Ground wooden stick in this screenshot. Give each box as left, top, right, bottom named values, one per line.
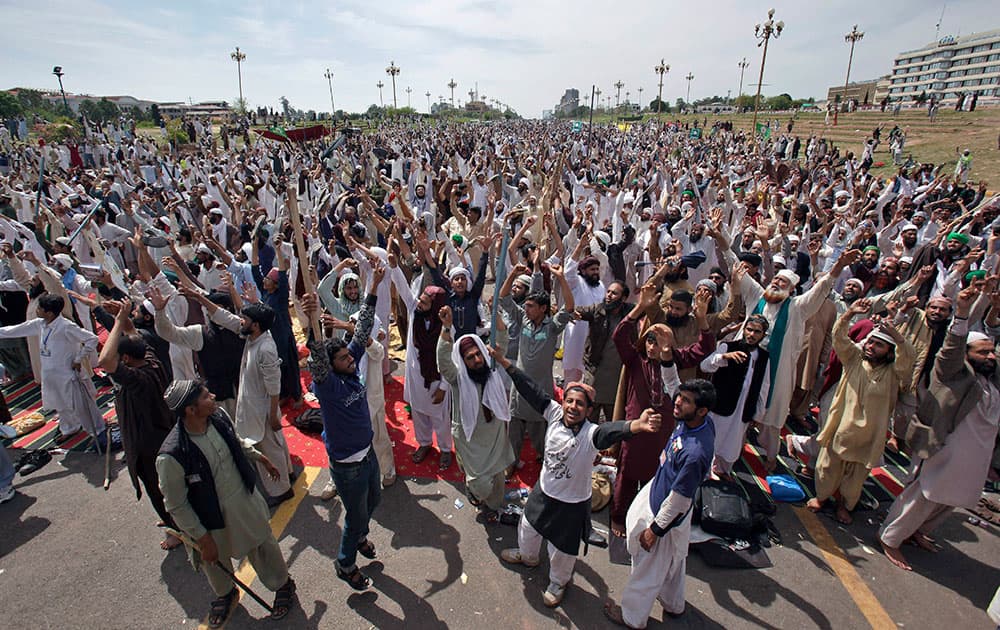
left=103, top=424, right=113, bottom=490
left=284, top=184, right=322, bottom=339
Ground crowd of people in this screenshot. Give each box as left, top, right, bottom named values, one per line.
left=0, top=112, right=998, bottom=627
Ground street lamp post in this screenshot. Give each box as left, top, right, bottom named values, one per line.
left=230, top=47, right=246, bottom=108
left=654, top=59, right=670, bottom=115
left=751, top=8, right=785, bottom=135
left=637, top=87, right=644, bottom=110
left=737, top=57, right=749, bottom=108
left=51, top=66, right=69, bottom=112
left=385, top=61, right=400, bottom=108
left=426, top=91, right=431, bottom=113
left=448, top=79, right=457, bottom=107
left=614, top=81, right=624, bottom=107
left=685, top=73, right=695, bottom=105
left=376, top=81, right=384, bottom=108
left=406, top=86, right=412, bottom=108
left=324, top=68, right=335, bottom=119
left=595, top=88, right=602, bottom=112
left=837, top=24, right=865, bottom=125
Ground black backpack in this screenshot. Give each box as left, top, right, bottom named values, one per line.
left=694, top=479, right=754, bottom=540
left=292, top=408, right=324, bottom=434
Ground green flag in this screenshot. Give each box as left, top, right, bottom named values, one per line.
left=269, top=125, right=290, bottom=141
left=755, top=122, right=771, bottom=139
left=572, top=120, right=583, bottom=132
left=688, top=127, right=702, bottom=139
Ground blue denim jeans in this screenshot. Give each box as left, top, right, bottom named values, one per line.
left=329, top=450, right=381, bottom=572
left=0, top=444, right=14, bottom=492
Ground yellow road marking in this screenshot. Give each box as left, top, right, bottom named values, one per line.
left=793, top=506, right=895, bottom=630
left=198, top=465, right=322, bottom=629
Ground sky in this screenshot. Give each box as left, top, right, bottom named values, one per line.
left=1, top=0, right=990, bottom=118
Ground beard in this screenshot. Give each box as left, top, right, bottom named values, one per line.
left=666, top=314, right=688, bottom=327
left=690, top=232, right=702, bottom=244
left=605, top=298, right=623, bottom=312
left=582, top=274, right=601, bottom=287
left=467, top=364, right=491, bottom=385
left=970, top=357, right=997, bottom=377
left=841, top=291, right=859, bottom=304
left=763, top=287, right=790, bottom=304
left=239, top=324, right=254, bottom=337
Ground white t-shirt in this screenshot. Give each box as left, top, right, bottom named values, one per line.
left=538, top=401, right=600, bottom=503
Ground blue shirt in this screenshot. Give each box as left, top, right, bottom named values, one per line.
left=649, top=417, right=715, bottom=513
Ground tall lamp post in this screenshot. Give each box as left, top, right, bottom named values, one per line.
left=685, top=72, right=695, bottom=105
left=595, top=87, right=602, bottom=111
left=406, top=86, right=412, bottom=108
left=385, top=61, right=400, bottom=108
left=448, top=79, right=457, bottom=107
left=324, top=68, right=335, bottom=119
left=737, top=57, right=749, bottom=106
left=751, top=8, right=785, bottom=134
left=837, top=24, right=865, bottom=125
left=52, top=66, right=69, bottom=112
left=654, top=59, right=670, bottom=115
left=230, top=47, right=246, bottom=108
left=637, top=86, right=644, bottom=110
left=426, top=91, right=431, bottom=113
left=376, top=81, right=384, bottom=108
left=614, top=81, right=624, bottom=108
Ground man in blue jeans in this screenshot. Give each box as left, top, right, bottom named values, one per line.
left=303, top=262, right=386, bottom=591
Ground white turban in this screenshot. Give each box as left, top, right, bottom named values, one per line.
left=967, top=331, right=993, bottom=346
left=775, top=269, right=800, bottom=286
left=448, top=266, right=472, bottom=282
left=451, top=334, right=511, bottom=441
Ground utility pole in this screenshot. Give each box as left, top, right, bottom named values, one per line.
left=448, top=79, right=457, bottom=107
left=385, top=61, right=400, bottom=108
left=230, top=47, right=246, bottom=108
left=324, top=68, right=335, bottom=118
left=654, top=59, right=670, bottom=115
left=426, top=91, right=431, bottom=113
left=638, top=86, right=644, bottom=110
left=737, top=57, right=749, bottom=99
left=614, top=81, right=624, bottom=107
left=595, top=87, right=602, bottom=111
left=751, top=9, right=785, bottom=134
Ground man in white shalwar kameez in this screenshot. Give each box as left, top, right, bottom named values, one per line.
left=562, top=255, right=606, bottom=383
left=0, top=294, right=105, bottom=443
left=734, top=249, right=859, bottom=470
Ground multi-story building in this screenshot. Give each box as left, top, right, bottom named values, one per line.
left=555, top=88, right=580, bottom=115
left=887, top=28, right=1000, bottom=103
left=827, top=79, right=880, bottom=106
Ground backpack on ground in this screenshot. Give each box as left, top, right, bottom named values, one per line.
left=694, top=479, right=754, bottom=540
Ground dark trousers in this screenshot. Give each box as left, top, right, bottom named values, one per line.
left=134, top=453, right=174, bottom=528
left=330, top=450, right=381, bottom=571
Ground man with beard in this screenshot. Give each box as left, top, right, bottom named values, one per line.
left=576, top=280, right=631, bottom=422
left=207, top=207, right=240, bottom=253
left=437, top=308, right=515, bottom=525
left=502, top=269, right=543, bottom=364
left=194, top=243, right=227, bottom=293
left=150, top=286, right=246, bottom=422
left=870, top=256, right=901, bottom=296
left=700, top=314, right=770, bottom=480
left=562, top=255, right=605, bottom=384
left=807, top=299, right=914, bottom=524
left=251, top=235, right=302, bottom=406
left=880, top=286, right=1000, bottom=570
left=879, top=222, right=921, bottom=260
left=423, top=233, right=492, bottom=338
left=317, top=259, right=363, bottom=334
left=905, top=232, right=972, bottom=302
left=734, top=248, right=860, bottom=471
left=390, top=257, right=453, bottom=472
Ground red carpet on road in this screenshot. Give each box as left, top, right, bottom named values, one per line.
left=280, top=372, right=540, bottom=488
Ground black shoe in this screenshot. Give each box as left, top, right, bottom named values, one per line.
left=266, top=488, right=295, bottom=508
left=18, top=450, right=52, bottom=476
left=587, top=528, right=609, bottom=549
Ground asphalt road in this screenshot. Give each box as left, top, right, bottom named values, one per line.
left=1, top=445, right=998, bottom=630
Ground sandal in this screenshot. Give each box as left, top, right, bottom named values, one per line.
left=357, top=539, right=377, bottom=559
left=439, top=451, right=453, bottom=471
left=270, top=578, right=296, bottom=620
left=336, top=565, right=371, bottom=591
left=603, top=601, right=643, bottom=629
left=411, top=445, right=432, bottom=464
left=208, top=587, right=238, bottom=629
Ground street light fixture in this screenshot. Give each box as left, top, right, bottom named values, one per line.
left=685, top=73, right=695, bottom=106
left=737, top=57, right=750, bottom=104
left=385, top=61, right=400, bottom=109
left=751, top=8, right=784, bottom=134
left=654, top=59, right=670, bottom=115
left=52, top=66, right=69, bottom=112
left=324, top=68, right=335, bottom=119
left=376, top=81, right=384, bottom=108
left=837, top=24, right=865, bottom=125
left=426, top=91, right=431, bottom=113
left=614, top=81, right=624, bottom=107
left=595, top=87, right=602, bottom=112
left=230, top=47, right=246, bottom=109
left=406, top=87, right=412, bottom=108
left=448, top=79, right=457, bottom=107
left=637, top=87, right=644, bottom=110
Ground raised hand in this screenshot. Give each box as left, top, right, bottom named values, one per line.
left=438, top=305, right=453, bottom=329
left=636, top=408, right=663, bottom=434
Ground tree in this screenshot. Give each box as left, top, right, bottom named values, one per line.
left=79, top=98, right=120, bottom=124
left=0, top=92, right=23, bottom=118
left=675, top=98, right=687, bottom=111
left=648, top=98, right=670, bottom=113
left=150, top=103, right=162, bottom=126
left=733, top=94, right=755, bottom=111
left=765, top=93, right=794, bottom=111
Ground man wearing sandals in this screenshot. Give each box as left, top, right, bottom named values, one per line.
left=157, top=380, right=297, bottom=627
left=302, top=265, right=386, bottom=591
left=492, top=346, right=662, bottom=608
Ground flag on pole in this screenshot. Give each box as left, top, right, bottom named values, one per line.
left=268, top=125, right=290, bottom=142
left=755, top=122, right=771, bottom=139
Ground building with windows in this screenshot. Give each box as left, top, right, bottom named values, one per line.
left=827, top=79, right=880, bottom=107
left=887, top=28, right=1000, bottom=103
left=554, top=88, right=580, bottom=115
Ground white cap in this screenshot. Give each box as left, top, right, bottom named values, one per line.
left=52, top=254, right=74, bottom=270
